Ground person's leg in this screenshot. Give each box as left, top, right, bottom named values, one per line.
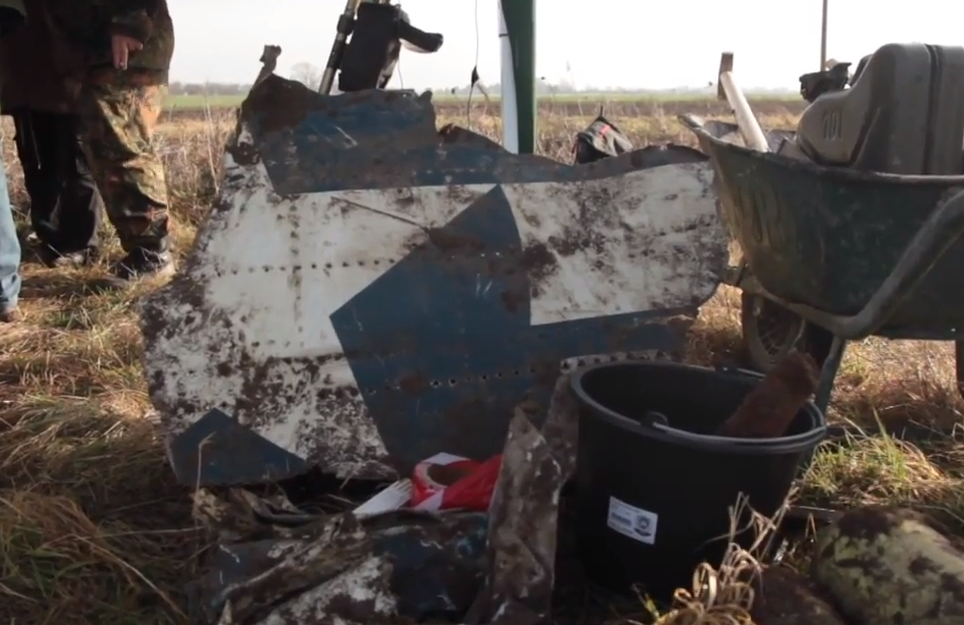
left=18, top=109, right=102, bottom=266
left=77, top=74, right=173, bottom=281
left=41, top=111, right=102, bottom=265
left=0, top=147, right=21, bottom=322
left=10, top=108, right=58, bottom=250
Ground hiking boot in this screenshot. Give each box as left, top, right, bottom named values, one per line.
left=0, top=305, right=21, bottom=322
left=37, top=245, right=98, bottom=268
left=108, top=249, right=176, bottom=284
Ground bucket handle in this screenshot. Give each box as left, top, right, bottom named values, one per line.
left=713, top=364, right=764, bottom=380
left=636, top=371, right=825, bottom=447
left=639, top=411, right=669, bottom=428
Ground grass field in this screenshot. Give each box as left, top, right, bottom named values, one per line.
left=163, top=90, right=805, bottom=118
left=1, top=96, right=963, bottom=624
left=163, top=90, right=800, bottom=111
left=165, top=93, right=246, bottom=110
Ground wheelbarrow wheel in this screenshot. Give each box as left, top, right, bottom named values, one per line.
left=740, top=292, right=834, bottom=373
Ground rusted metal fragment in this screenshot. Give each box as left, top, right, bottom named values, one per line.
left=210, top=514, right=371, bottom=623
left=190, top=505, right=488, bottom=625
left=469, top=373, right=581, bottom=623
left=141, top=76, right=727, bottom=484
left=255, top=556, right=397, bottom=625
left=187, top=367, right=654, bottom=625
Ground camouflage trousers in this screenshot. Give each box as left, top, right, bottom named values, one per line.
left=78, top=70, right=170, bottom=254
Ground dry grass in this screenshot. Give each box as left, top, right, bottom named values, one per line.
left=0, top=98, right=962, bottom=623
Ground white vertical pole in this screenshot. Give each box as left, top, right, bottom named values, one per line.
left=820, top=0, right=828, bottom=69
left=498, top=2, right=519, bottom=154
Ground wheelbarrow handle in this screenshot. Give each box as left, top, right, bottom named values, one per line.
left=778, top=187, right=964, bottom=339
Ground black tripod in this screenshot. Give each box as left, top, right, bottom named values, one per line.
left=318, top=0, right=444, bottom=95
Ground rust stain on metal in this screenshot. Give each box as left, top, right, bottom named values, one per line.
left=426, top=228, right=486, bottom=253
left=500, top=288, right=525, bottom=313
left=390, top=188, right=417, bottom=209
left=241, top=75, right=313, bottom=134
left=549, top=226, right=608, bottom=257
left=438, top=123, right=503, bottom=150
left=446, top=183, right=487, bottom=207
left=521, top=242, right=559, bottom=295
left=398, top=372, right=429, bottom=395
left=228, top=140, right=261, bottom=167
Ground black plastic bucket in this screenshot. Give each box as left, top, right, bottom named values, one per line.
left=570, top=361, right=826, bottom=598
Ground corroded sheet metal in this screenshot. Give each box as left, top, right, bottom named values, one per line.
left=190, top=510, right=488, bottom=624
left=187, top=375, right=583, bottom=625
left=140, top=76, right=727, bottom=484
left=471, top=373, right=581, bottom=623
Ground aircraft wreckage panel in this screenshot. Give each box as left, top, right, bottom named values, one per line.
left=140, top=77, right=727, bottom=485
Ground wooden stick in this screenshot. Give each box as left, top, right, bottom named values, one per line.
left=717, top=52, right=770, bottom=152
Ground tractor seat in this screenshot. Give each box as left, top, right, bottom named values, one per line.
left=795, top=43, right=964, bottom=175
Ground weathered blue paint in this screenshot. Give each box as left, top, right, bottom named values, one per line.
left=168, top=409, right=307, bottom=485
left=374, top=514, right=488, bottom=619
left=243, top=84, right=708, bottom=195
left=330, top=185, right=688, bottom=469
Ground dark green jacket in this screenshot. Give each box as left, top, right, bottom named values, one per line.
left=45, top=0, right=173, bottom=78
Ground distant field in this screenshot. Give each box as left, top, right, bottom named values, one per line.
left=165, top=93, right=245, bottom=110
left=162, top=91, right=807, bottom=127
left=163, top=90, right=800, bottom=112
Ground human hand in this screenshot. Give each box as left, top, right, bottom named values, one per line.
left=111, top=34, right=143, bottom=69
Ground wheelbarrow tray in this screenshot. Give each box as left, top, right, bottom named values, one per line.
left=686, top=118, right=964, bottom=339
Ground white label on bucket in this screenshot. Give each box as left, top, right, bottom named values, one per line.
left=606, top=496, right=658, bottom=545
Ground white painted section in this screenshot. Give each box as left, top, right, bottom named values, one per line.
left=498, top=2, right=519, bottom=153
left=261, top=556, right=396, bottom=624
left=503, top=162, right=720, bottom=324
left=203, top=183, right=494, bottom=362
left=202, top=180, right=490, bottom=455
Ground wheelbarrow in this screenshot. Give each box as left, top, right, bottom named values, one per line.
left=681, top=116, right=964, bottom=414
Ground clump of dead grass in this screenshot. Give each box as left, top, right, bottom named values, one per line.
left=0, top=108, right=232, bottom=623
left=802, top=426, right=964, bottom=529
left=0, top=399, right=202, bottom=624
left=653, top=492, right=791, bottom=625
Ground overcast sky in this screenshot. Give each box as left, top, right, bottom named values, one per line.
left=169, top=0, right=964, bottom=89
